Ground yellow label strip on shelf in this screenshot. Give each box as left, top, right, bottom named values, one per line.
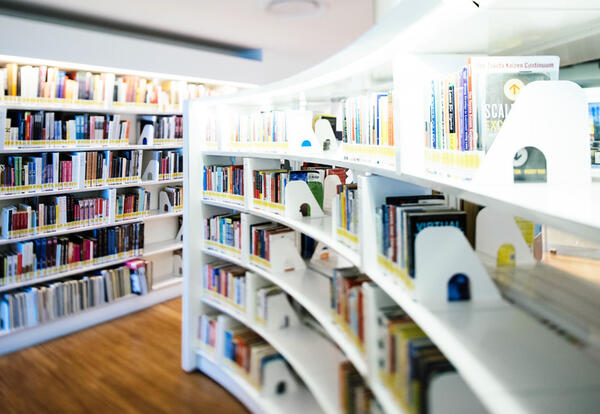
left=377, top=254, right=414, bottom=290
left=249, top=254, right=270, bottom=269
left=202, top=191, right=245, bottom=204
left=332, top=312, right=365, bottom=354
left=204, top=240, right=242, bottom=257
left=342, top=143, right=396, bottom=158
left=253, top=198, right=285, bottom=212
left=336, top=227, right=359, bottom=246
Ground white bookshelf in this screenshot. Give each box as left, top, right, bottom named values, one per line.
left=0, top=55, right=235, bottom=353
left=183, top=1, right=600, bottom=413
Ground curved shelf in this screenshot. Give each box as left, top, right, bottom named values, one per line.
left=202, top=197, right=361, bottom=268
left=204, top=149, right=600, bottom=245
left=197, top=172, right=600, bottom=414
left=196, top=350, right=321, bottom=414
left=201, top=245, right=367, bottom=375
left=200, top=289, right=345, bottom=414
left=201, top=245, right=410, bottom=414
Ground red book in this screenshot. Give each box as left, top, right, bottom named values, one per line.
left=358, top=289, right=364, bottom=343
left=25, top=114, right=31, bottom=141
left=67, top=160, right=72, bottom=183
left=17, top=252, right=22, bottom=274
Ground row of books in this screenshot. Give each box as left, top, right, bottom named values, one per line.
left=113, top=75, right=209, bottom=106
left=340, top=93, right=394, bottom=146
left=339, top=361, right=380, bottom=414
left=161, top=186, right=183, bottom=211
left=0, top=62, right=214, bottom=107
left=204, top=213, right=242, bottom=251
left=250, top=222, right=294, bottom=262
left=115, top=188, right=151, bottom=220
left=337, top=184, right=359, bottom=236
left=2, top=64, right=112, bottom=101
left=423, top=56, right=559, bottom=173
left=0, top=259, right=153, bottom=332
left=0, top=222, right=144, bottom=287
left=140, top=115, right=183, bottom=140
left=1, top=195, right=111, bottom=239
left=203, top=261, right=247, bottom=309
left=5, top=111, right=130, bottom=144
left=376, top=301, right=456, bottom=414
left=203, top=164, right=244, bottom=196
left=0, top=150, right=143, bottom=192
left=154, top=150, right=183, bottom=180
left=232, top=110, right=287, bottom=144
left=330, top=268, right=370, bottom=351
left=253, top=164, right=347, bottom=208
left=377, top=194, right=466, bottom=280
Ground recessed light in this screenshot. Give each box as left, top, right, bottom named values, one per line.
left=263, top=0, right=323, bottom=17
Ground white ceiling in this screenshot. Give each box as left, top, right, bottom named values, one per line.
left=16, top=0, right=375, bottom=65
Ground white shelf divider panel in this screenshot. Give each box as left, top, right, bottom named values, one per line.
left=200, top=291, right=345, bottom=414
left=0, top=280, right=181, bottom=355
left=196, top=351, right=322, bottom=414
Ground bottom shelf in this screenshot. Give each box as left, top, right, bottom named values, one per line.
left=0, top=280, right=181, bottom=355
left=196, top=351, right=321, bottom=414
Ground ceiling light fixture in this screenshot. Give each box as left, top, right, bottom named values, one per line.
left=262, top=0, right=323, bottom=17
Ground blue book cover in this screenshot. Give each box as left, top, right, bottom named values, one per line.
left=430, top=81, right=437, bottom=149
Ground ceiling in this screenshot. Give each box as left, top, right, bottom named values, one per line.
left=7, top=0, right=375, bottom=66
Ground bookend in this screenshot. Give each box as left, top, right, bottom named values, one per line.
left=429, top=371, right=488, bottom=414
left=242, top=213, right=306, bottom=273
left=261, top=357, right=299, bottom=397
left=323, top=174, right=342, bottom=213
left=142, top=159, right=159, bottom=181
left=287, top=109, right=318, bottom=153
left=308, top=241, right=353, bottom=278
left=414, top=226, right=503, bottom=310
left=314, top=117, right=339, bottom=153
left=475, top=81, right=590, bottom=185
left=264, top=291, right=300, bottom=331
left=173, top=253, right=183, bottom=277
left=475, top=207, right=535, bottom=267
left=138, top=124, right=154, bottom=145
left=284, top=180, right=324, bottom=220
left=268, top=236, right=306, bottom=273
left=160, top=191, right=174, bottom=213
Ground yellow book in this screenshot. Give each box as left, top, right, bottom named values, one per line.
left=6, top=63, right=18, bottom=96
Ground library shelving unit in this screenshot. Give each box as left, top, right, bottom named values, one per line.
left=184, top=2, right=600, bottom=414
left=0, top=56, right=252, bottom=354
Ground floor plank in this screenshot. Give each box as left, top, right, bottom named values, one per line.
left=0, top=298, right=249, bottom=414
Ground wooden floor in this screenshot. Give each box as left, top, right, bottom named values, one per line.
left=0, top=298, right=249, bottom=414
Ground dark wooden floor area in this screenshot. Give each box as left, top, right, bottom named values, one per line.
left=0, top=298, right=249, bottom=414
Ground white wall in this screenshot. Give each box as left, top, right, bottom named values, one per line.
left=0, top=14, right=313, bottom=85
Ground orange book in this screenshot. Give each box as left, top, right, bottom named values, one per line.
left=6, top=63, right=18, bottom=96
